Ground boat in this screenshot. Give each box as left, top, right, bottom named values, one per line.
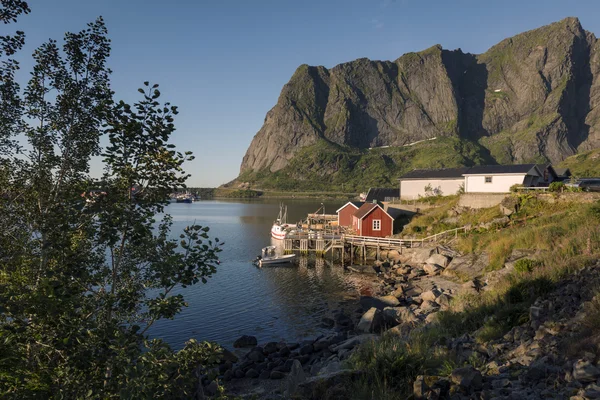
left=271, top=204, right=292, bottom=240
left=175, top=193, right=194, bottom=203
left=254, top=246, right=296, bottom=267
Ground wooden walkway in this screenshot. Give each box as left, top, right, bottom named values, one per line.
left=283, top=227, right=468, bottom=260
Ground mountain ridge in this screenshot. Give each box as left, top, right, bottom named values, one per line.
left=238, top=17, right=600, bottom=190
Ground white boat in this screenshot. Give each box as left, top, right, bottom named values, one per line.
left=271, top=204, right=292, bottom=240
left=255, top=246, right=296, bottom=267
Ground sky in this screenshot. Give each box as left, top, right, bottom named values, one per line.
left=9, top=0, right=600, bottom=187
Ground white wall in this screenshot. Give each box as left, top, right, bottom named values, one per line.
left=400, top=178, right=464, bottom=199
left=465, top=174, right=526, bottom=193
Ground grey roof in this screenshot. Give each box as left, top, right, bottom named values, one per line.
left=463, top=164, right=538, bottom=175
left=386, top=207, right=403, bottom=220
left=399, top=167, right=471, bottom=180
left=554, top=167, right=571, bottom=177
left=365, top=188, right=399, bottom=202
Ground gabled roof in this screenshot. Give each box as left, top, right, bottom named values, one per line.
left=554, top=167, right=571, bottom=177
left=365, top=188, right=399, bottom=202
left=386, top=207, right=404, bottom=220
left=353, top=202, right=398, bottom=221
left=336, top=201, right=364, bottom=213
left=536, top=164, right=558, bottom=179
left=399, top=167, right=471, bottom=180
left=462, top=164, right=540, bottom=176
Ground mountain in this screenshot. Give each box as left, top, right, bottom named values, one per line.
left=237, top=18, right=600, bottom=191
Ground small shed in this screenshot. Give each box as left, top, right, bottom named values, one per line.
left=352, top=202, right=396, bottom=237
left=365, top=188, right=399, bottom=202
left=336, top=201, right=364, bottom=227
left=554, top=167, right=572, bottom=181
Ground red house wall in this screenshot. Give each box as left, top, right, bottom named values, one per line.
left=338, top=204, right=358, bottom=227
left=359, top=208, right=392, bottom=237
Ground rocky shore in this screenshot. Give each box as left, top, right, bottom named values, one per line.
left=198, top=241, right=600, bottom=400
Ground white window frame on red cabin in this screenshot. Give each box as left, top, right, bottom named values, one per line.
left=372, top=219, right=381, bottom=231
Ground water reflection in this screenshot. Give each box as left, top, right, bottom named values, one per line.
left=149, top=199, right=376, bottom=350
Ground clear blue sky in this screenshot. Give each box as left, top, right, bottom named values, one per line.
left=11, top=0, right=600, bottom=187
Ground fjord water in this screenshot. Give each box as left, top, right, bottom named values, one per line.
left=150, top=199, right=373, bottom=350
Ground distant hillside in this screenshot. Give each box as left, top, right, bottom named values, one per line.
left=559, top=148, right=600, bottom=177
left=236, top=17, right=600, bottom=191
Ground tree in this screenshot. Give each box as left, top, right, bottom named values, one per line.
left=0, top=11, right=223, bottom=399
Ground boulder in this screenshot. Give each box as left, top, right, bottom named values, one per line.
left=375, top=295, right=400, bottom=307
left=426, top=254, right=450, bottom=268
left=436, top=293, right=453, bottom=309
left=382, top=306, right=417, bottom=325
left=204, top=380, right=218, bottom=396
left=247, top=350, right=266, bottom=362
left=360, top=296, right=393, bottom=311
left=233, top=335, right=258, bottom=348
left=423, top=263, right=442, bottom=275
left=411, top=248, right=436, bottom=264
left=285, top=360, right=306, bottom=397
left=390, top=287, right=404, bottom=298
left=385, top=322, right=415, bottom=338
left=421, top=289, right=441, bottom=302
left=573, top=359, right=600, bottom=383
left=299, top=344, right=314, bottom=355
left=442, top=253, right=489, bottom=281
left=419, top=300, right=440, bottom=313
left=245, top=368, right=259, bottom=378
left=270, top=370, right=285, bottom=379
left=450, top=366, right=482, bottom=391
left=329, top=334, right=379, bottom=352
left=264, top=341, right=279, bottom=354
left=221, top=348, right=239, bottom=363
left=357, top=307, right=383, bottom=333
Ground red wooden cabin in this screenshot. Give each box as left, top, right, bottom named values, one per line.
left=352, top=202, right=396, bottom=237
left=336, top=201, right=364, bottom=227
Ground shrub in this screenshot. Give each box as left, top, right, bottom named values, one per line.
left=514, top=258, right=543, bottom=274
left=549, top=181, right=565, bottom=192
left=510, top=184, right=523, bottom=193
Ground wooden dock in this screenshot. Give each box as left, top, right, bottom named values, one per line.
left=283, top=227, right=468, bottom=263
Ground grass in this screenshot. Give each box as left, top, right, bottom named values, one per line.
left=345, top=195, right=600, bottom=399
left=559, top=148, right=600, bottom=178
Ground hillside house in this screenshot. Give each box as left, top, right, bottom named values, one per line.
left=336, top=201, right=364, bottom=227
left=351, top=202, right=401, bottom=237
left=398, top=164, right=546, bottom=198
left=364, top=188, right=399, bottom=202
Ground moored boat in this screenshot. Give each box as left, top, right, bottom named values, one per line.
left=271, top=204, right=292, bottom=240
left=254, top=246, right=296, bottom=267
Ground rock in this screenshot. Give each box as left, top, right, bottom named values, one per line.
left=245, top=368, right=259, bottom=378
left=436, top=293, right=453, bottom=309
left=319, top=360, right=342, bottom=376
left=233, top=368, right=245, bottom=379
left=223, top=369, right=233, bottom=381
left=419, top=300, right=440, bottom=313
left=414, top=375, right=428, bottom=399
left=376, top=295, right=400, bottom=307
left=233, top=335, right=258, bottom=348
left=278, top=346, right=291, bottom=357
left=330, top=334, right=379, bottom=352
left=285, top=360, right=306, bottom=397
left=423, top=263, right=442, bottom=275
left=426, top=254, right=450, bottom=268
left=221, top=348, right=238, bottom=363
left=385, top=322, right=415, bottom=338
left=264, top=341, right=279, bottom=354
left=391, top=287, right=404, bottom=298
left=321, top=317, right=335, bottom=328
left=382, top=306, right=417, bottom=325
left=421, top=289, right=441, bottom=302
left=270, top=370, right=285, bottom=379
left=357, top=307, right=383, bottom=333
left=443, top=253, right=489, bottom=281
left=573, top=359, right=600, bottom=383
left=297, top=369, right=362, bottom=399
left=259, top=369, right=270, bottom=379
left=411, top=248, right=436, bottom=264
left=204, top=380, right=218, bottom=396
left=583, top=384, right=600, bottom=399
left=313, top=338, right=330, bottom=351
left=300, top=344, right=314, bottom=355
left=450, top=366, right=483, bottom=391
left=248, top=350, right=266, bottom=362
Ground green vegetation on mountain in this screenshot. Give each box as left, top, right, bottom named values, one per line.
left=559, top=148, right=600, bottom=177
left=237, top=137, right=492, bottom=192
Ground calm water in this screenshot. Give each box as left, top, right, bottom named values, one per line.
left=150, top=199, right=375, bottom=350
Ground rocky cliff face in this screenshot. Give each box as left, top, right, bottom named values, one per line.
left=240, top=17, right=600, bottom=176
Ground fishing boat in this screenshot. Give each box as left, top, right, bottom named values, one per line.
left=175, top=193, right=193, bottom=203
left=271, top=204, right=292, bottom=240
left=254, top=246, right=296, bottom=267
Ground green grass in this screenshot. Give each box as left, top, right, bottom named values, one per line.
left=345, top=195, right=600, bottom=399
left=238, top=137, right=494, bottom=193
left=559, top=148, right=600, bottom=178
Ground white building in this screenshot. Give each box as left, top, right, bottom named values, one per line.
left=462, top=165, right=542, bottom=193
left=399, top=164, right=544, bottom=199
left=399, top=168, right=469, bottom=199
